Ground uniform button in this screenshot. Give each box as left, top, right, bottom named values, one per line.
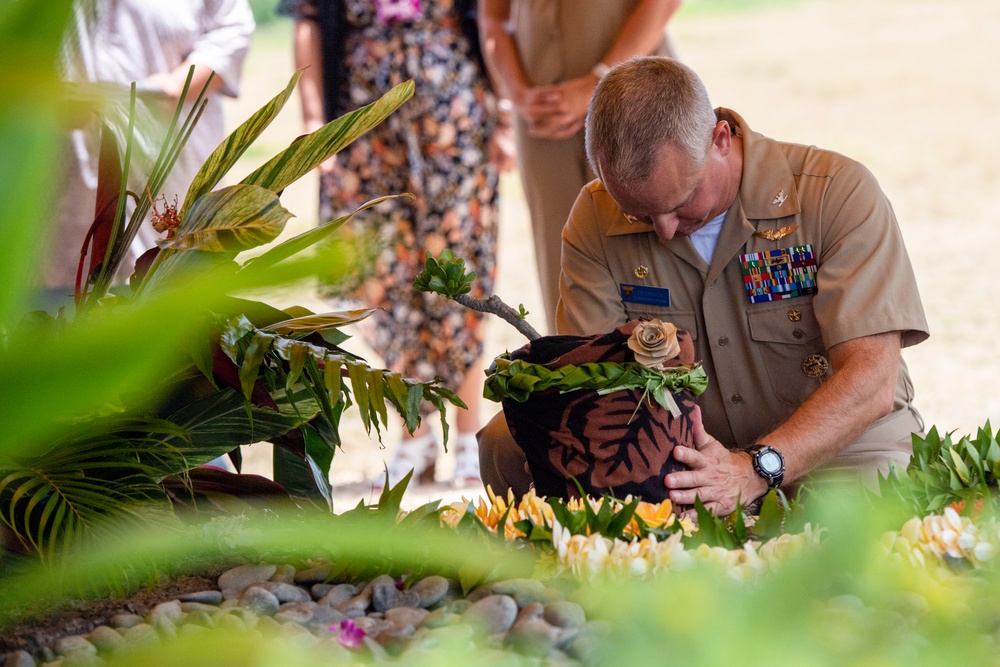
left=792, top=328, right=805, bottom=339
left=731, top=393, right=743, bottom=404
left=718, top=336, right=729, bottom=346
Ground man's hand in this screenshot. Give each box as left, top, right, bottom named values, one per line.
left=664, top=406, right=768, bottom=517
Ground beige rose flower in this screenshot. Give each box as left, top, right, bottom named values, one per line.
left=627, top=319, right=681, bottom=369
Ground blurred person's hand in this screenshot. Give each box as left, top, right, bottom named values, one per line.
left=490, top=125, right=517, bottom=172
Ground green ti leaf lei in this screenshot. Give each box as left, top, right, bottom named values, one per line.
left=484, top=355, right=708, bottom=417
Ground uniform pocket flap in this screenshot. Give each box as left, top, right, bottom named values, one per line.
left=747, top=301, right=821, bottom=344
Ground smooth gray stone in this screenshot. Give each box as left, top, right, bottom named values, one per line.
left=260, top=582, right=311, bottom=604
left=217, top=564, right=277, bottom=594
left=180, top=611, right=214, bottom=628
left=490, top=579, right=546, bottom=607
left=212, top=613, right=247, bottom=633
left=239, top=586, right=280, bottom=617
left=152, top=618, right=177, bottom=640
left=273, top=602, right=316, bottom=625
left=179, top=602, right=221, bottom=614
left=410, top=576, right=450, bottom=609
left=270, top=564, right=297, bottom=584
left=318, top=584, right=358, bottom=607
left=108, top=613, right=144, bottom=629
left=305, top=605, right=346, bottom=628
left=445, top=599, right=471, bottom=615
left=351, top=616, right=391, bottom=637
left=464, top=587, right=493, bottom=603
left=52, top=635, right=97, bottom=656
left=383, top=606, right=429, bottom=630
left=178, top=590, right=223, bottom=605
left=310, top=584, right=335, bottom=601
left=86, top=626, right=123, bottom=652
left=121, top=623, right=159, bottom=649
left=334, top=586, right=372, bottom=616
left=418, top=608, right=457, bottom=630
left=148, top=600, right=183, bottom=626
left=3, top=650, right=36, bottom=667
left=505, top=618, right=562, bottom=656
left=461, top=595, right=518, bottom=635
left=543, top=600, right=586, bottom=629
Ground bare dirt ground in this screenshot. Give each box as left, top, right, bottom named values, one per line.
left=224, top=0, right=1000, bottom=509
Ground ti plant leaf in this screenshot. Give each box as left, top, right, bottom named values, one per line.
left=181, top=69, right=303, bottom=218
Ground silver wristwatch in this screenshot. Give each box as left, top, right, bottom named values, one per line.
left=747, top=444, right=785, bottom=488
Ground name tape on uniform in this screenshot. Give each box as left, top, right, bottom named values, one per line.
left=620, top=283, right=671, bottom=307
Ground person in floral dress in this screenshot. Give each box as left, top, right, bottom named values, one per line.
left=278, top=0, right=512, bottom=487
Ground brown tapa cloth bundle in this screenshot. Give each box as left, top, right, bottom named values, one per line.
left=502, top=320, right=698, bottom=501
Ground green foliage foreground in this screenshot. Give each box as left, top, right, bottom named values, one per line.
left=3, top=2, right=1000, bottom=665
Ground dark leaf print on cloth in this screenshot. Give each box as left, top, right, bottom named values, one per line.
left=502, top=322, right=698, bottom=502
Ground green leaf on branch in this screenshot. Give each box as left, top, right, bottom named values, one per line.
left=413, top=249, right=476, bottom=298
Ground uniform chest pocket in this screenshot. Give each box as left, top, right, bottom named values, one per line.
left=746, top=300, right=825, bottom=407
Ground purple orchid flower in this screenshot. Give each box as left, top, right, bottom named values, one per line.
left=330, top=619, right=366, bottom=650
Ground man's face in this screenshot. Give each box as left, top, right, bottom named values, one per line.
left=605, top=128, right=731, bottom=241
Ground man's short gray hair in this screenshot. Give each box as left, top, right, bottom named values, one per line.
left=585, top=57, right=717, bottom=193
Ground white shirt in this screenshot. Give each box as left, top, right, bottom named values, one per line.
left=687, top=211, right=727, bottom=265
left=43, top=0, right=254, bottom=289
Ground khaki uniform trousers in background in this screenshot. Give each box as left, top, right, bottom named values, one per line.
left=509, top=0, right=675, bottom=333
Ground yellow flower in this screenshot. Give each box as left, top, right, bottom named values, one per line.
left=627, top=319, right=681, bottom=369
left=628, top=498, right=677, bottom=536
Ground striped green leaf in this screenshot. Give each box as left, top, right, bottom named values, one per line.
left=240, top=80, right=414, bottom=194
left=180, top=69, right=303, bottom=219
left=239, top=195, right=409, bottom=276
left=158, top=184, right=291, bottom=254
left=263, top=307, right=376, bottom=336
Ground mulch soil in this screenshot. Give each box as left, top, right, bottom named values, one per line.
left=0, top=569, right=224, bottom=658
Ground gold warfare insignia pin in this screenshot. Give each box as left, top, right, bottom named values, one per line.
left=634, top=265, right=650, bottom=279
left=802, top=354, right=830, bottom=378
left=754, top=225, right=799, bottom=241
left=787, top=308, right=802, bottom=322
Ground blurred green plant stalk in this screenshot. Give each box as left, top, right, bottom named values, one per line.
left=0, top=0, right=462, bottom=562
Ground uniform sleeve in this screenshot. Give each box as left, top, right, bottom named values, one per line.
left=188, top=0, right=256, bottom=99
left=811, top=158, right=929, bottom=349
left=556, top=185, right=631, bottom=336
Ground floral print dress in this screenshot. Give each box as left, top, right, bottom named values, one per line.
left=280, top=0, right=499, bottom=398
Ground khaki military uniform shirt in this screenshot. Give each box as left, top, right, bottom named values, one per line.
left=557, top=108, right=929, bottom=468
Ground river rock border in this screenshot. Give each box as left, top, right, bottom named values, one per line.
left=2, top=562, right=607, bottom=666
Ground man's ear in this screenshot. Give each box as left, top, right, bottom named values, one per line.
left=711, top=120, right=732, bottom=156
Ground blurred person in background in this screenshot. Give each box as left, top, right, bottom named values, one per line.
left=42, top=0, right=255, bottom=303
left=478, top=0, right=682, bottom=333
left=279, top=0, right=514, bottom=489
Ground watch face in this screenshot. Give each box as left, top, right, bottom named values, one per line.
left=758, top=450, right=782, bottom=474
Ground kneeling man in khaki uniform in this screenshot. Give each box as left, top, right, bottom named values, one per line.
left=480, top=56, right=929, bottom=516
